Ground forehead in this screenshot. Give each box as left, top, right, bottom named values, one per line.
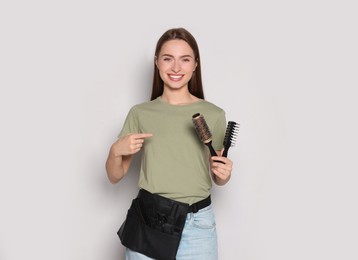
left=159, top=39, right=194, bottom=56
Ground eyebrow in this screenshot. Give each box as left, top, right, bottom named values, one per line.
left=161, top=54, right=194, bottom=58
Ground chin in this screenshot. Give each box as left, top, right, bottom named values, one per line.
left=166, top=84, right=188, bottom=90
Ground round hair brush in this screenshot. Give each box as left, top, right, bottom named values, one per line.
left=192, top=113, right=218, bottom=157
left=222, top=121, right=239, bottom=157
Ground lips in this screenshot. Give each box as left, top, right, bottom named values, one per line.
left=168, top=74, right=184, bottom=81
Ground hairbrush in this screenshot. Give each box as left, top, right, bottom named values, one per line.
left=222, top=121, right=239, bottom=157
left=192, top=113, right=218, bottom=157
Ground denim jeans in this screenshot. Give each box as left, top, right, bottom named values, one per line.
left=125, top=204, right=218, bottom=260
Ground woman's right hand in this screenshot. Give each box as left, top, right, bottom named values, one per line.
left=110, top=133, right=153, bottom=157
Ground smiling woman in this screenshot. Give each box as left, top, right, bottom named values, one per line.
left=105, top=28, right=234, bottom=260
left=155, top=40, right=197, bottom=94
left=155, top=40, right=198, bottom=103
left=151, top=28, right=204, bottom=102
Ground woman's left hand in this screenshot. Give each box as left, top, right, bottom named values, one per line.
left=210, top=148, right=233, bottom=185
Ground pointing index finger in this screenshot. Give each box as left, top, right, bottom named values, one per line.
left=133, top=133, right=153, bottom=139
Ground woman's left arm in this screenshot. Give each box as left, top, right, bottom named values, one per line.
left=210, top=149, right=233, bottom=186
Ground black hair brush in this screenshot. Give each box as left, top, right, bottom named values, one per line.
left=222, top=121, right=239, bottom=157
left=192, top=113, right=218, bottom=157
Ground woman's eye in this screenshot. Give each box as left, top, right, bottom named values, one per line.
left=183, top=59, right=190, bottom=62
left=163, top=57, right=171, bottom=61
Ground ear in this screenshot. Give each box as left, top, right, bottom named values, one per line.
left=154, top=56, right=158, bottom=68
left=193, top=60, right=198, bottom=71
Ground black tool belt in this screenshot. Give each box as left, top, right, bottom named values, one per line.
left=117, top=189, right=211, bottom=260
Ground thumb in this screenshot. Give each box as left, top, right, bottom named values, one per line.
left=219, top=148, right=224, bottom=156
left=218, top=148, right=224, bottom=157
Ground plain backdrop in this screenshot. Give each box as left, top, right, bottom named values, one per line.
left=1, top=0, right=357, bottom=259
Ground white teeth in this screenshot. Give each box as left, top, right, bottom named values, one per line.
left=169, top=75, right=183, bottom=79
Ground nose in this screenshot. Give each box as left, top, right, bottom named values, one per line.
left=171, top=60, right=181, bottom=73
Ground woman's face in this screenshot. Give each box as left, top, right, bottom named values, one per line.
left=156, top=39, right=197, bottom=91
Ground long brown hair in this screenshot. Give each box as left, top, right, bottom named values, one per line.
left=150, top=28, right=205, bottom=100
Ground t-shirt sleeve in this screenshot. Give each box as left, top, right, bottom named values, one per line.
left=211, top=110, right=226, bottom=151
left=117, top=106, right=140, bottom=138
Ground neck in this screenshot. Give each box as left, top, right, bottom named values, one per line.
left=160, top=89, right=199, bottom=105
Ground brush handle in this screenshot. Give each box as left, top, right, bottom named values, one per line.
left=222, top=147, right=229, bottom=157
left=206, top=141, right=225, bottom=164
left=206, top=141, right=218, bottom=157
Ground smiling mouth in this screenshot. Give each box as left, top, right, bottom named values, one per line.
left=168, top=74, right=184, bottom=81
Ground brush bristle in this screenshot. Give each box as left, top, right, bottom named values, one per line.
left=223, top=121, right=239, bottom=147
left=192, top=113, right=212, bottom=143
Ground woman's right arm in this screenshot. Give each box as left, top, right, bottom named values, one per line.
left=105, top=133, right=153, bottom=184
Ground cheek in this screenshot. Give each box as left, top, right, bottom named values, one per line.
left=158, top=70, right=167, bottom=80
left=184, top=63, right=197, bottom=72
left=157, top=65, right=171, bottom=74
left=187, top=66, right=196, bottom=75
left=157, top=60, right=171, bottom=69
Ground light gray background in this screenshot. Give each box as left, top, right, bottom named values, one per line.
left=1, top=0, right=357, bottom=259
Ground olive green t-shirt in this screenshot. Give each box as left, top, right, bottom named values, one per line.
left=118, top=97, right=226, bottom=205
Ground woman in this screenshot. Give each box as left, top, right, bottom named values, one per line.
left=106, top=28, right=233, bottom=260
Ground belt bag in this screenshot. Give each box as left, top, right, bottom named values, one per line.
left=117, top=189, right=190, bottom=260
